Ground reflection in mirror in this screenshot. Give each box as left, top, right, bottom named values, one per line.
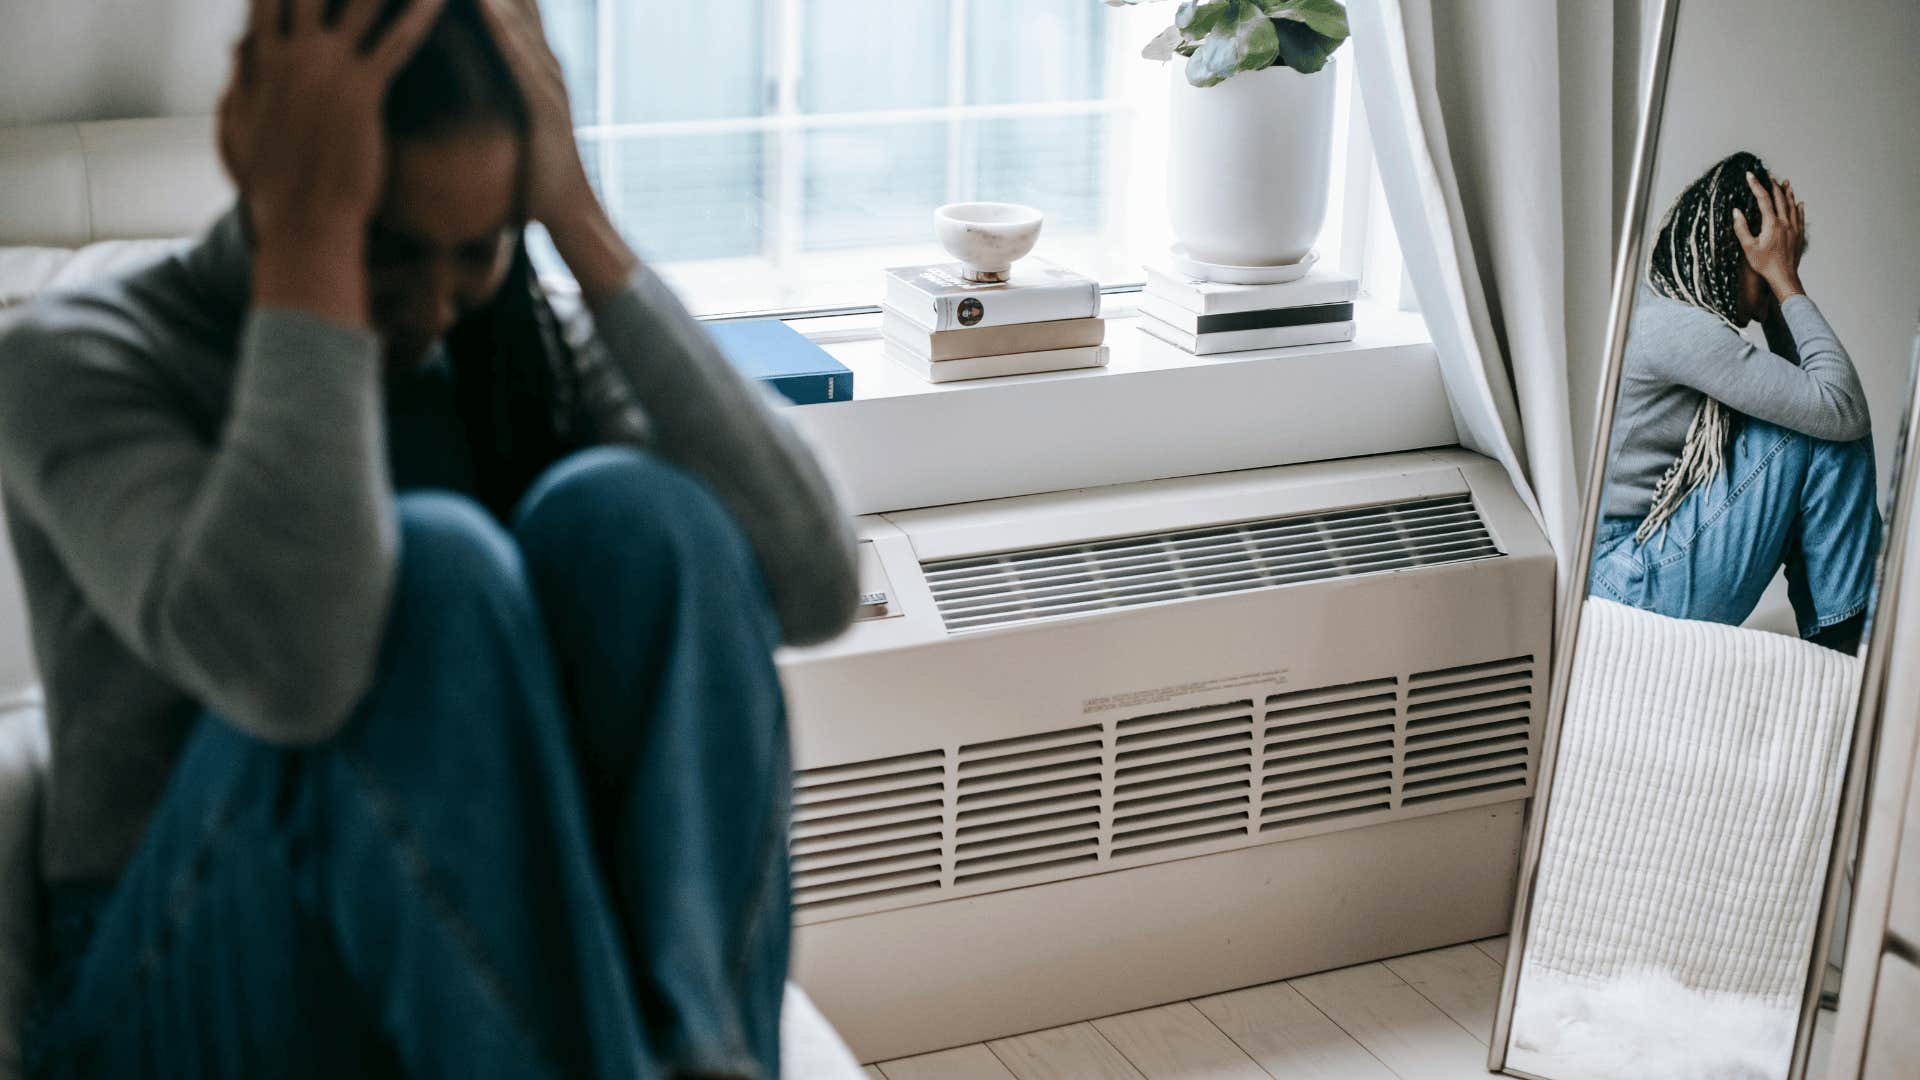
left=1494, top=0, right=1920, bottom=1077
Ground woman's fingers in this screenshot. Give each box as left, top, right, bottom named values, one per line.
left=485, top=0, right=547, bottom=62
left=287, top=0, right=323, bottom=35
left=475, top=0, right=526, bottom=63
left=1770, top=179, right=1792, bottom=227
left=248, top=0, right=274, bottom=41
left=370, top=0, right=448, bottom=72
left=1745, top=171, right=1776, bottom=233
left=336, top=0, right=388, bottom=45
left=1732, top=207, right=1757, bottom=249
left=512, top=0, right=553, bottom=45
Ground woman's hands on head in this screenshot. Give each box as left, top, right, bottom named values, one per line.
left=1732, top=171, right=1807, bottom=304
left=477, top=0, right=639, bottom=307
left=220, top=0, right=446, bottom=326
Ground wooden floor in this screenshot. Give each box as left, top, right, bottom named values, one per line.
left=866, top=937, right=1514, bottom=1080
left=862, top=939, right=1842, bottom=1079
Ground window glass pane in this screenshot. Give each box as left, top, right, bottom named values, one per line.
left=800, top=0, right=951, bottom=113
left=540, top=0, right=600, bottom=127
left=603, top=133, right=767, bottom=263
left=966, top=0, right=1105, bottom=105
left=610, top=0, right=767, bottom=123
left=801, top=124, right=947, bottom=252
left=965, top=115, right=1109, bottom=238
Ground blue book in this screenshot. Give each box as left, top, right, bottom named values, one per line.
left=705, top=319, right=854, bottom=405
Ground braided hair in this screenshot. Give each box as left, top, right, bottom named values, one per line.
left=1636, top=150, right=1776, bottom=541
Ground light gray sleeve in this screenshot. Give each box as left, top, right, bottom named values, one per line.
left=1647, top=294, right=1871, bottom=441
left=0, top=308, right=397, bottom=743
left=586, top=265, right=859, bottom=645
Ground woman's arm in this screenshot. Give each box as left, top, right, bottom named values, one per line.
left=1648, top=295, right=1870, bottom=442
left=1651, top=173, right=1868, bottom=440
left=0, top=302, right=396, bottom=742
left=483, top=0, right=858, bottom=645
left=546, top=212, right=861, bottom=646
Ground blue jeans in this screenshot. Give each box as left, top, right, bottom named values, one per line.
left=28, top=448, right=793, bottom=1078
left=1589, top=419, right=1880, bottom=637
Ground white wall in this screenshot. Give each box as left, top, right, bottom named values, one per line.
left=0, top=0, right=240, bottom=126
left=1644, top=0, right=1920, bottom=482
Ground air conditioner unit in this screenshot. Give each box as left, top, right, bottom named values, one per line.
left=776, top=448, right=1553, bottom=1062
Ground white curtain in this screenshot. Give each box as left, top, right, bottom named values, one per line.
left=1350, top=0, right=1637, bottom=581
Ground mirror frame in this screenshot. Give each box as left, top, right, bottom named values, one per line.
left=1486, top=0, right=1919, bottom=1074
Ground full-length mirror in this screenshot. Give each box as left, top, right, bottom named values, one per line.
left=1492, top=0, right=1920, bottom=1077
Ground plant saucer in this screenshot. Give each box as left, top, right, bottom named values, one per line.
left=1168, top=245, right=1318, bottom=285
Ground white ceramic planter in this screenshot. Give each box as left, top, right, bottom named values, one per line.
left=1167, top=59, right=1337, bottom=271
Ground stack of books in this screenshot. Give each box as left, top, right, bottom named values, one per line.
left=882, top=260, right=1107, bottom=383
left=1138, top=265, right=1359, bottom=355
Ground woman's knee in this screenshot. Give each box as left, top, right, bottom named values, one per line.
left=395, top=491, right=520, bottom=589
left=513, top=447, right=759, bottom=582
left=357, top=494, right=558, bottom=745
left=382, top=491, right=545, bottom=661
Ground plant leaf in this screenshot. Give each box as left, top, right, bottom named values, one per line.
left=1185, top=1, right=1280, bottom=87
left=1141, top=25, right=1184, bottom=61
left=1175, top=0, right=1236, bottom=36
left=1271, top=18, right=1341, bottom=73
left=1258, top=0, right=1349, bottom=41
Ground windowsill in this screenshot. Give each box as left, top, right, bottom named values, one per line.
left=794, top=298, right=1429, bottom=403
left=778, top=301, right=1457, bottom=517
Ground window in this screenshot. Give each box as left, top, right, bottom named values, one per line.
left=534, top=1, right=1409, bottom=318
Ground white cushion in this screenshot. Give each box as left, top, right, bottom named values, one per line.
left=0, top=119, right=229, bottom=248
left=0, top=690, right=47, bottom=1080
left=783, top=984, right=867, bottom=1079
left=45, top=238, right=188, bottom=293
left=0, top=249, right=70, bottom=309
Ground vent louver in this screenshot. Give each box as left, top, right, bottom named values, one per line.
left=790, top=656, right=1536, bottom=919
left=956, top=726, right=1103, bottom=884
left=1112, top=702, right=1255, bottom=857
left=1261, top=678, right=1397, bottom=831
left=791, top=750, right=945, bottom=911
left=1404, top=656, right=1534, bottom=805
left=922, top=494, right=1500, bottom=633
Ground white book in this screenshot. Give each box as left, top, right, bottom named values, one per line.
left=1140, top=294, right=1355, bottom=337
left=884, top=259, right=1101, bottom=332
left=886, top=343, right=1110, bottom=383
left=1143, top=265, right=1360, bottom=317
left=1137, top=314, right=1355, bottom=356
left=881, top=311, right=1107, bottom=361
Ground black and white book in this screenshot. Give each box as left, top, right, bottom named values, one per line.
left=1138, top=315, right=1355, bottom=356
left=1143, top=266, right=1360, bottom=317
left=1139, top=295, right=1355, bottom=337
left=881, top=311, right=1106, bottom=361
left=884, top=259, right=1101, bottom=332
left=885, top=343, right=1110, bottom=383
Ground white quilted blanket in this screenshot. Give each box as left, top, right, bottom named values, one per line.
left=1522, top=597, right=1859, bottom=1003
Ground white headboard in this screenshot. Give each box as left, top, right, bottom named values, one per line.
left=0, top=116, right=231, bottom=693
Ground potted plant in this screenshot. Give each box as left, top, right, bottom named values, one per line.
left=1107, top=0, right=1350, bottom=281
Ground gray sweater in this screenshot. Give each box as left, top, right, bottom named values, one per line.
left=1602, top=286, right=1870, bottom=520
left=0, top=209, right=859, bottom=883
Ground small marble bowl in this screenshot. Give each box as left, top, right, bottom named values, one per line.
left=934, top=202, right=1044, bottom=283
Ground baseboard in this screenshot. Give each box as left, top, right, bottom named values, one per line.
left=794, top=800, right=1523, bottom=1062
